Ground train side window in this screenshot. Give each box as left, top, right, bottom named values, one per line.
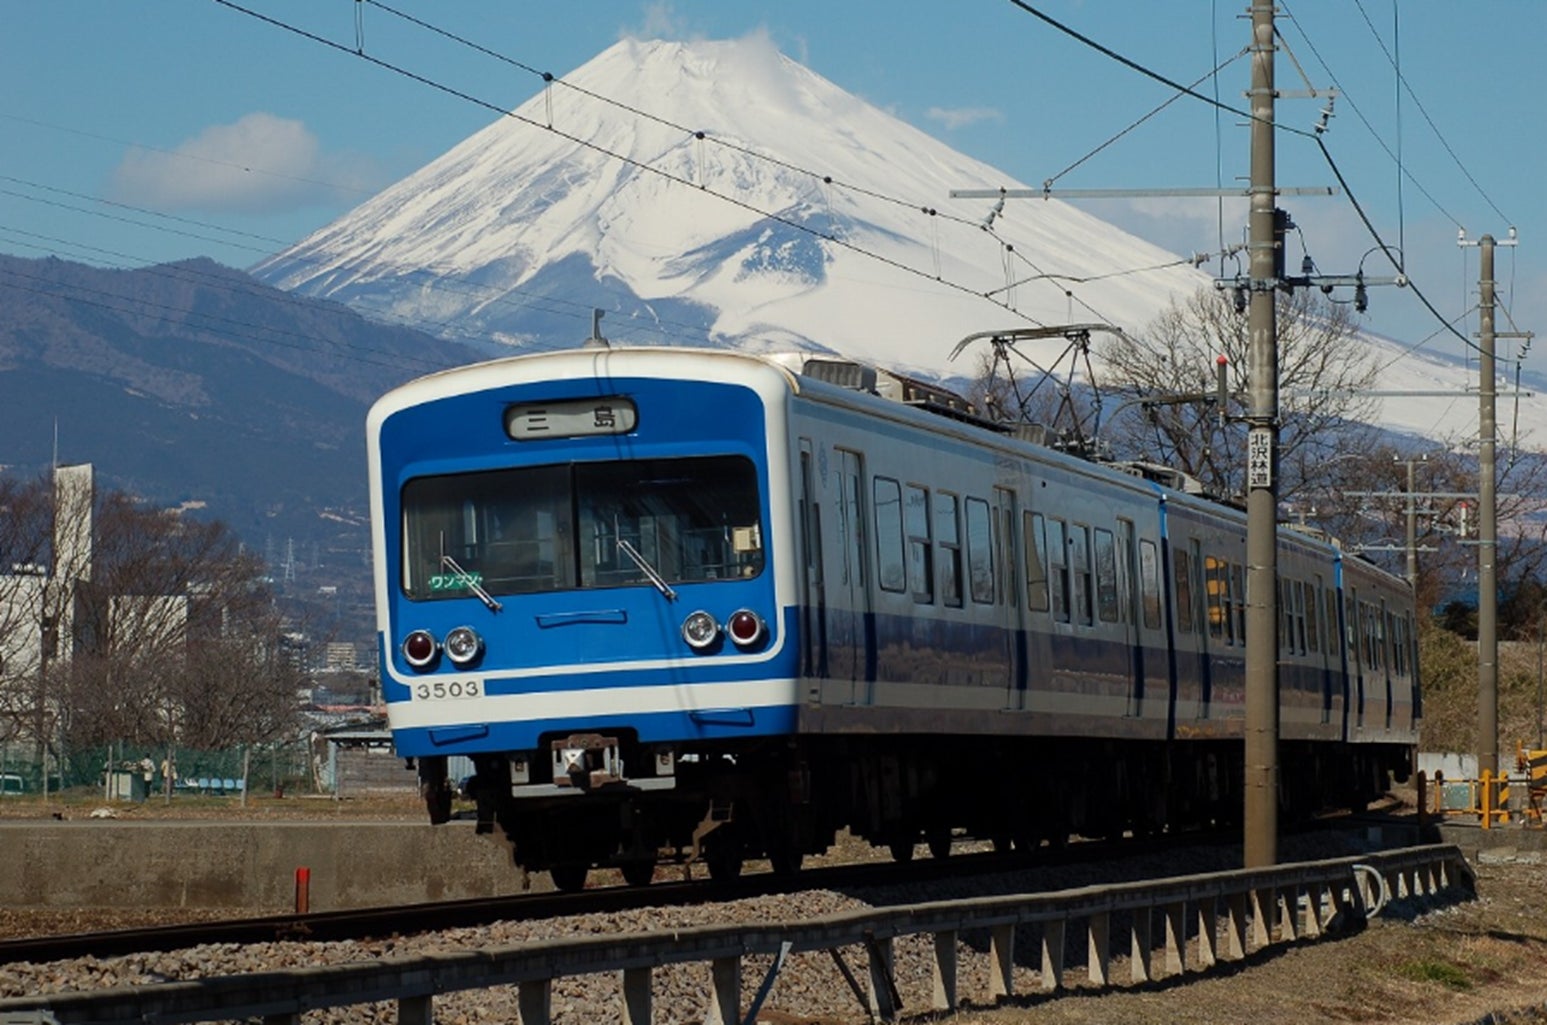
left=905, top=485, right=933, bottom=604
left=1094, top=528, right=1120, bottom=623
left=1139, top=539, right=1162, bottom=629
left=1048, top=518, right=1070, bottom=623
left=1346, top=596, right=1359, bottom=665
left=1174, top=548, right=1195, bottom=634
left=1306, top=579, right=1321, bottom=653
left=872, top=477, right=906, bottom=593
left=1293, top=580, right=1307, bottom=653
left=936, top=492, right=962, bottom=608
left=966, top=497, right=995, bottom=604
left=1278, top=578, right=1289, bottom=652
left=1327, top=589, right=1341, bottom=657
left=1230, top=564, right=1246, bottom=643
left=1205, top=555, right=1226, bottom=640
left=1069, top=524, right=1093, bottom=626
left=1024, top=511, right=1049, bottom=612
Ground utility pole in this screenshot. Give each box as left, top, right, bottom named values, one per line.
left=1243, top=2, right=1280, bottom=869
left=1477, top=233, right=1499, bottom=778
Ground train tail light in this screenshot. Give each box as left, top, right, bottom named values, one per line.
left=727, top=609, right=766, bottom=648
left=402, top=629, right=438, bottom=668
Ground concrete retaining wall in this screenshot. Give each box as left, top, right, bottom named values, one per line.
left=0, top=821, right=530, bottom=910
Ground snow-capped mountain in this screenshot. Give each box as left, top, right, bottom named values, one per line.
left=253, top=34, right=1539, bottom=448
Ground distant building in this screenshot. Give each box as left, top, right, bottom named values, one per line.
left=323, top=642, right=358, bottom=672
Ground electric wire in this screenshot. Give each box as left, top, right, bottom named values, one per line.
left=1349, top=0, right=1510, bottom=224
left=1273, top=6, right=1463, bottom=230
left=1041, top=46, right=1248, bottom=188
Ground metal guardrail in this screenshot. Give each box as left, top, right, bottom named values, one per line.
left=0, top=844, right=1472, bottom=1025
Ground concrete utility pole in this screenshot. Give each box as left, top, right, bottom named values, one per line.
left=1477, top=234, right=1499, bottom=778
left=1243, top=2, right=1280, bottom=869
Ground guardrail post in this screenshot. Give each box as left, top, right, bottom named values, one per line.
left=397, top=994, right=431, bottom=1025
left=865, top=935, right=898, bottom=1022
left=1300, top=886, right=1323, bottom=939
left=931, top=929, right=958, bottom=1010
left=1087, top=911, right=1110, bottom=986
left=620, top=967, right=651, bottom=1025
left=1162, top=901, right=1185, bottom=976
left=1040, top=919, right=1065, bottom=992
left=1250, top=886, right=1274, bottom=950
left=1129, top=906, right=1152, bottom=983
left=706, top=956, right=740, bottom=1025
left=1196, top=896, right=1218, bottom=969
left=989, top=923, right=1016, bottom=1000
left=1224, top=891, right=1248, bottom=960
left=1276, top=887, right=1297, bottom=942
left=518, top=979, right=551, bottom=1025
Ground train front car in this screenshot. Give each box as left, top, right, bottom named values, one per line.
left=367, top=348, right=801, bottom=889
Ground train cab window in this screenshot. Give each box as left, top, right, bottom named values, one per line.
left=905, top=485, right=933, bottom=604
left=873, top=477, right=906, bottom=593
left=400, top=455, right=763, bottom=600
left=1139, top=539, right=1162, bottom=629
left=1069, top=524, right=1093, bottom=626
left=1205, top=555, right=1226, bottom=640
left=1023, top=512, right=1049, bottom=612
left=1048, top=518, right=1070, bottom=623
left=1174, top=548, right=1196, bottom=634
left=965, top=497, right=995, bottom=604
left=936, top=492, right=963, bottom=608
left=1094, top=528, right=1120, bottom=623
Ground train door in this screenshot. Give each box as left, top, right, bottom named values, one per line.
left=994, top=486, right=1026, bottom=708
left=798, top=440, right=827, bottom=689
left=832, top=448, right=872, bottom=704
left=1347, top=589, right=1364, bottom=730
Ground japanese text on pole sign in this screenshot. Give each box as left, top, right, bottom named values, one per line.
left=1248, top=428, right=1272, bottom=488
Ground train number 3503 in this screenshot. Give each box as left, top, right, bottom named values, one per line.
left=413, top=680, right=482, bottom=700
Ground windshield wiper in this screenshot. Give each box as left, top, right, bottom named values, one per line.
left=617, top=538, right=677, bottom=600
left=440, top=554, right=503, bottom=612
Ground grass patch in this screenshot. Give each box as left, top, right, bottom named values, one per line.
left=1397, top=958, right=1473, bottom=990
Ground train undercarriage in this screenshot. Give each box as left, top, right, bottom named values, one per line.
left=417, top=735, right=1410, bottom=892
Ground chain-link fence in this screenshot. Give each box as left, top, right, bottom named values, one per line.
left=0, top=739, right=314, bottom=799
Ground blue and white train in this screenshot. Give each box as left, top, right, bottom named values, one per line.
left=368, top=345, right=1419, bottom=889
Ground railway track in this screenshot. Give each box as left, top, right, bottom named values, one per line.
left=0, top=808, right=1423, bottom=966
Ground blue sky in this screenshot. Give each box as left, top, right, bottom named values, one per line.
left=3, top=1, right=1542, bottom=369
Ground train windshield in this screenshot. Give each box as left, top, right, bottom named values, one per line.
left=400, top=455, right=764, bottom=600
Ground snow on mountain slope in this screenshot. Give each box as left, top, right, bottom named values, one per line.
left=253, top=34, right=1541, bottom=449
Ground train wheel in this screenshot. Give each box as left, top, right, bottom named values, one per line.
left=620, top=860, right=656, bottom=887
left=769, top=847, right=803, bottom=876
left=927, top=829, right=951, bottom=859
left=550, top=864, right=588, bottom=893
left=888, top=839, right=915, bottom=863
left=705, top=838, right=745, bottom=883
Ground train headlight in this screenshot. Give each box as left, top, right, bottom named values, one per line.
left=681, top=610, right=720, bottom=651
left=444, top=626, right=483, bottom=666
left=727, top=609, right=766, bottom=648
left=402, top=629, right=439, bottom=669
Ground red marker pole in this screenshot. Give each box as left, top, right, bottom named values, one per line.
left=295, top=867, right=311, bottom=914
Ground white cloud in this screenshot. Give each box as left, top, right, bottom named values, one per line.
left=109, top=113, right=379, bottom=213
left=925, top=106, right=1004, bottom=131
left=633, top=2, right=690, bottom=40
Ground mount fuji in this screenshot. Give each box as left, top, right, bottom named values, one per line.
left=252, top=34, right=1539, bottom=449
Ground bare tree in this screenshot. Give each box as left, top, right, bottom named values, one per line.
left=1, top=473, right=303, bottom=781
left=1099, top=287, right=1380, bottom=501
